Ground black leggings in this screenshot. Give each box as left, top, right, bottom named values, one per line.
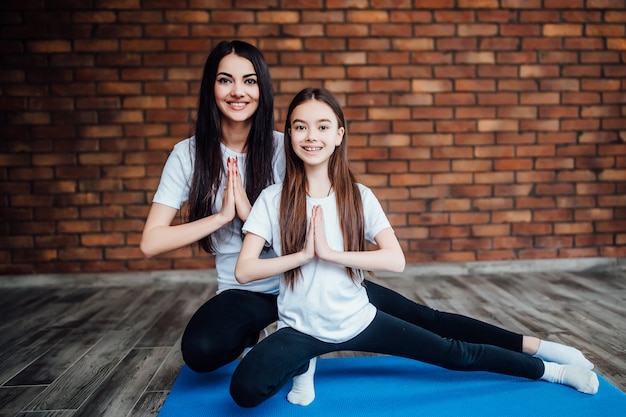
left=181, top=280, right=523, bottom=373
left=229, top=310, right=544, bottom=408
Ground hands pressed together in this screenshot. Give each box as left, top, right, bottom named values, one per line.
left=220, top=156, right=251, bottom=222
left=302, top=205, right=333, bottom=262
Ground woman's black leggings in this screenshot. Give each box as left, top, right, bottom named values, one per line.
left=180, top=280, right=523, bottom=373
left=229, top=310, right=544, bottom=408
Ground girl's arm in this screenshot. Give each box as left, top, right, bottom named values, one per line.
left=313, top=205, right=405, bottom=273
left=235, top=229, right=314, bottom=284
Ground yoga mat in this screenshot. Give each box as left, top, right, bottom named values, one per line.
left=158, top=356, right=626, bottom=417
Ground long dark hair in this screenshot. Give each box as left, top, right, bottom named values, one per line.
left=280, top=87, right=366, bottom=290
left=187, top=40, right=276, bottom=253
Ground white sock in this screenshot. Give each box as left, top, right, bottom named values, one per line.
left=287, top=357, right=317, bottom=406
left=535, top=340, right=594, bottom=369
left=541, top=361, right=599, bottom=395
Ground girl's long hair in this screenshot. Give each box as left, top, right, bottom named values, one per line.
left=187, top=40, right=276, bottom=253
left=280, top=87, right=366, bottom=290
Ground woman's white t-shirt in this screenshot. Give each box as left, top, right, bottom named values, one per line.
left=152, top=132, right=285, bottom=294
left=242, top=183, right=392, bottom=343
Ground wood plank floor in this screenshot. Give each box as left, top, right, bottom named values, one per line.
left=0, top=266, right=624, bottom=416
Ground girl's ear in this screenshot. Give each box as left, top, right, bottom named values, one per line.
left=335, top=126, right=345, bottom=146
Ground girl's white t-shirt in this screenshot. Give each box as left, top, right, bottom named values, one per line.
left=152, top=132, right=286, bottom=294
left=242, top=183, right=392, bottom=343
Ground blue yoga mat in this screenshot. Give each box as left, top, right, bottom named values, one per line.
left=158, top=356, right=626, bottom=417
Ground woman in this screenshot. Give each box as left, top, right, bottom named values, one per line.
left=140, top=40, right=593, bottom=377
left=230, top=87, right=599, bottom=407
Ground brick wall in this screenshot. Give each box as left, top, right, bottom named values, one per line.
left=1, top=0, right=625, bottom=275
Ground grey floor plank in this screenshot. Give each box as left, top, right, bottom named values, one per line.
left=0, top=328, right=69, bottom=386
left=0, top=386, right=47, bottom=417
left=7, top=329, right=105, bottom=386
left=145, top=344, right=184, bottom=392
left=26, top=330, right=140, bottom=412
left=127, top=391, right=170, bottom=417
left=71, top=347, right=170, bottom=417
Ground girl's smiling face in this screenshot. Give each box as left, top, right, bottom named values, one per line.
left=289, top=99, right=344, bottom=168
left=214, top=53, right=260, bottom=124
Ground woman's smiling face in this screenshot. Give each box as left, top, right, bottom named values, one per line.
left=214, top=53, right=260, bottom=124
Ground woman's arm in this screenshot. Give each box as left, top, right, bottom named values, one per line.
left=141, top=161, right=241, bottom=257
left=140, top=202, right=233, bottom=257
left=312, top=205, right=405, bottom=273
left=235, top=230, right=314, bottom=284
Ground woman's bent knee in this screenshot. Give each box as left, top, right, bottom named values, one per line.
left=230, top=376, right=264, bottom=408
left=181, top=336, right=235, bottom=373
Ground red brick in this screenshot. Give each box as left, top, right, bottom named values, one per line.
left=450, top=185, right=492, bottom=197
left=473, top=224, right=511, bottom=237
left=520, top=119, right=559, bottom=131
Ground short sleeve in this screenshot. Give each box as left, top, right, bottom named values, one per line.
left=360, top=185, right=392, bottom=244
left=242, top=185, right=280, bottom=246
left=152, top=138, right=194, bottom=209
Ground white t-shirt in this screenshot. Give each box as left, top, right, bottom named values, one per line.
left=152, top=132, right=286, bottom=294
left=242, top=183, right=392, bottom=343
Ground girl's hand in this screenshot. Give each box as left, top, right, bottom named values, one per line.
left=219, top=157, right=237, bottom=222
left=229, top=156, right=252, bottom=221
left=300, top=210, right=316, bottom=262
left=312, top=205, right=334, bottom=261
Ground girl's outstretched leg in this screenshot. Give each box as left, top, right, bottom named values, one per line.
left=365, top=280, right=522, bottom=351
left=346, top=311, right=599, bottom=395
left=366, top=280, right=595, bottom=368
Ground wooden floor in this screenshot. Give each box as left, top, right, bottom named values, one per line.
left=0, top=266, right=624, bottom=416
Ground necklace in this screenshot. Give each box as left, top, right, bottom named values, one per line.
left=307, top=185, right=333, bottom=198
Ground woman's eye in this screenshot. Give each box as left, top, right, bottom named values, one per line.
left=244, top=78, right=257, bottom=85
left=217, top=77, right=232, bottom=84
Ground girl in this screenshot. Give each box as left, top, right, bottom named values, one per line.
left=230, top=87, right=599, bottom=408
left=141, top=40, right=593, bottom=380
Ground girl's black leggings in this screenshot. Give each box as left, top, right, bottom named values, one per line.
left=229, top=310, right=544, bottom=408
left=181, top=280, right=523, bottom=373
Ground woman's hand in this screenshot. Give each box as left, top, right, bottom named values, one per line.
left=229, top=156, right=252, bottom=221
left=219, top=157, right=237, bottom=223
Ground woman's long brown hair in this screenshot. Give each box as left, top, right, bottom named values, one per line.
left=280, top=87, right=367, bottom=290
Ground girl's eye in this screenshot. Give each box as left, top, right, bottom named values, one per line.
left=217, top=77, right=232, bottom=84
left=293, top=125, right=305, bottom=131
left=319, top=125, right=329, bottom=131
